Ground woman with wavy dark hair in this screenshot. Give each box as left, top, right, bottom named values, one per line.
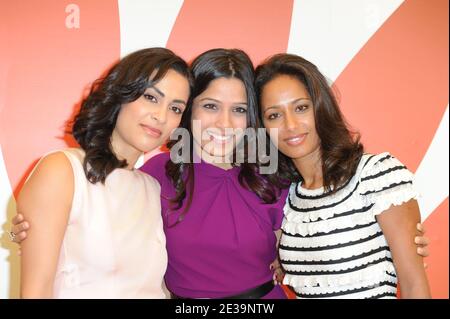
left=140, top=48, right=287, bottom=299
left=16, top=48, right=191, bottom=298
left=255, top=53, right=431, bottom=298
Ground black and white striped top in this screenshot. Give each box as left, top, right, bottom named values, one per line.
left=279, top=153, right=417, bottom=299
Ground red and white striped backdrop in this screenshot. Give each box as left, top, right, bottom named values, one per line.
left=0, top=0, right=448, bottom=298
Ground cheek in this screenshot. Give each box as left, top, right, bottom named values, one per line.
left=310, top=131, right=321, bottom=148
left=159, top=117, right=179, bottom=141
left=263, top=120, right=281, bottom=139
left=190, top=107, right=201, bottom=121
left=115, top=109, right=131, bottom=132
left=301, top=110, right=316, bottom=129
left=191, top=105, right=208, bottom=121
left=117, top=103, right=144, bottom=130
left=167, top=113, right=182, bottom=130
left=305, top=117, right=319, bottom=144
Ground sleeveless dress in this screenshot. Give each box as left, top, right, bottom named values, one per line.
left=50, top=148, right=167, bottom=298
left=279, top=153, right=418, bottom=299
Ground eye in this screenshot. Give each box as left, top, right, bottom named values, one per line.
left=143, top=94, right=157, bottom=103
left=267, top=113, right=280, bottom=120
left=170, top=105, right=184, bottom=115
left=233, top=106, right=247, bottom=114
left=295, top=104, right=309, bottom=112
left=203, top=103, right=217, bottom=110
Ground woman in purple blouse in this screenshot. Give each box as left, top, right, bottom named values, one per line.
left=140, top=48, right=288, bottom=299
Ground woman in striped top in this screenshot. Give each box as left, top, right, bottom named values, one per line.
left=255, top=54, right=431, bottom=298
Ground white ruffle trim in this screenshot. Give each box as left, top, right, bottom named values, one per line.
left=287, top=182, right=414, bottom=225
left=294, top=273, right=397, bottom=296
left=296, top=284, right=397, bottom=299
left=360, top=152, right=396, bottom=175
left=359, top=170, right=415, bottom=195
left=282, top=207, right=376, bottom=236
left=283, top=261, right=396, bottom=288
left=290, top=178, right=359, bottom=212
left=282, top=249, right=392, bottom=273
left=290, top=154, right=373, bottom=209
left=283, top=180, right=417, bottom=236
left=281, top=221, right=381, bottom=248
left=364, top=183, right=418, bottom=217
left=287, top=174, right=415, bottom=225
left=285, top=194, right=371, bottom=224
left=280, top=232, right=388, bottom=262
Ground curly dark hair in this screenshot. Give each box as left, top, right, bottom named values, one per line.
left=72, top=47, right=191, bottom=184
left=255, top=53, right=364, bottom=193
left=165, top=48, right=280, bottom=224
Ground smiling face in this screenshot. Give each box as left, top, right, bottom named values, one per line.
left=191, top=77, right=248, bottom=161
left=260, top=74, right=321, bottom=162
left=111, top=69, right=190, bottom=163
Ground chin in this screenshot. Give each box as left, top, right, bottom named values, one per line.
left=279, top=148, right=305, bottom=160
left=215, top=148, right=235, bottom=158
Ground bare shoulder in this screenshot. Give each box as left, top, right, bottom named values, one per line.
left=24, top=151, right=73, bottom=187
left=35, top=151, right=73, bottom=172
left=18, top=151, right=74, bottom=210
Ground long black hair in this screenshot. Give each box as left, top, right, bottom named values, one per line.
left=165, top=48, right=280, bottom=224
left=255, top=53, right=364, bottom=192
left=72, top=47, right=191, bottom=184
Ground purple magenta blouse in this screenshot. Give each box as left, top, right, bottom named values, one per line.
left=140, top=152, right=288, bottom=299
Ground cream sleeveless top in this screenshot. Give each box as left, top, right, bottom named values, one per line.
left=51, top=148, right=167, bottom=298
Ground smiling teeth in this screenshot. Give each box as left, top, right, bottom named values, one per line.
left=208, top=132, right=233, bottom=141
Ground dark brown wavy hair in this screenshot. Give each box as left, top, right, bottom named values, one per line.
left=255, top=53, right=364, bottom=193
left=72, top=47, right=191, bottom=184
left=165, top=48, right=280, bottom=224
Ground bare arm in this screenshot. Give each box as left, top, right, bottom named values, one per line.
left=18, top=152, right=73, bottom=298
left=376, top=199, right=431, bottom=298
left=270, top=229, right=284, bottom=284
left=274, top=229, right=281, bottom=247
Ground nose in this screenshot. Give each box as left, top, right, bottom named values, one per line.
left=151, top=104, right=168, bottom=124
left=215, top=108, right=232, bottom=130
left=284, top=111, right=298, bottom=131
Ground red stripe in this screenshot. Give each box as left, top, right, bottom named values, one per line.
left=334, top=0, right=449, bottom=171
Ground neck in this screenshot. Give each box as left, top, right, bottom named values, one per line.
left=209, top=160, right=233, bottom=170
left=110, top=133, right=141, bottom=170
left=292, top=147, right=323, bottom=189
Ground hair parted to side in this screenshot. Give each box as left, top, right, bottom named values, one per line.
left=72, top=47, right=192, bottom=184
left=165, top=48, right=280, bottom=226
left=255, top=53, right=364, bottom=193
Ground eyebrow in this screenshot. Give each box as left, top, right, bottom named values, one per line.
left=148, top=85, right=165, bottom=97
left=199, top=97, right=247, bottom=106
left=147, top=85, right=187, bottom=106
left=264, top=98, right=310, bottom=113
